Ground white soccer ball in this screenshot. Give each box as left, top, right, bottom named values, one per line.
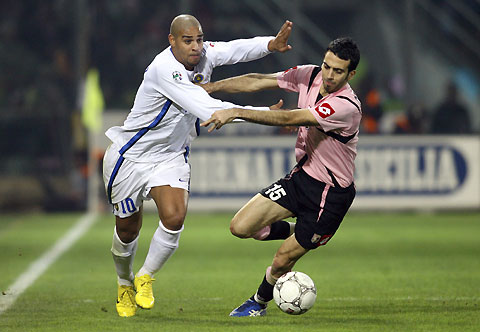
left=273, top=271, right=317, bottom=315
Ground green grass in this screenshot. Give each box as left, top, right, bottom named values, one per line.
left=0, top=212, right=479, bottom=331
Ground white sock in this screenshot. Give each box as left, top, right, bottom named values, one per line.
left=137, top=220, right=183, bottom=277
left=111, top=227, right=138, bottom=286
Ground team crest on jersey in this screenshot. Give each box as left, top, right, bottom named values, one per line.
left=193, top=73, right=204, bottom=83
left=172, top=71, right=182, bottom=81
left=315, top=102, right=335, bottom=118
left=311, top=234, right=332, bottom=246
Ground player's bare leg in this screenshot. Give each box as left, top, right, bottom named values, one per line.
left=115, top=208, right=143, bottom=242
left=254, top=235, right=308, bottom=303
left=230, top=195, right=295, bottom=317
left=270, top=235, right=309, bottom=278
left=112, top=208, right=143, bottom=317
left=150, top=185, right=189, bottom=231
left=231, top=234, right=309, bottom=317
left=230, top=202, right=310, bottom=317
left=135, top=185, right=188, bottom=309
left=230, top=194, right=294, bottom=239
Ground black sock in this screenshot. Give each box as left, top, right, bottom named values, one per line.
left=262, top=220, right=291, bottom=241
left=255, top=275, right=274, bottom=303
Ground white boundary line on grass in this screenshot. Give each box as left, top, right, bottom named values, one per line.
left=322, top=296, right=480, bottom=302
left=0, top=212, right=98, bottom=315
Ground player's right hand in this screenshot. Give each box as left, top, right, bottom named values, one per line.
left=268, top=20, right=293, bottom=53
left=200, top=109, right=237, bottom=132
left=269, top=99, right=284, bottom=110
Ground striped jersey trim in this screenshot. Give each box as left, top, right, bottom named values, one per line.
left=336, top=95, right=361, bottom=113
left=316, top=183, right=331, bottom=221
left=119, top=100, right=173, bottom=155
left=107, top=100, right=173, bottom=204
left=107, top=156, right=125, bottom=204
left=307, top=66, right=321, bottom=92
left=315, top=127, right=357, bottom=144
left=195, top=118, right=200, bottom=137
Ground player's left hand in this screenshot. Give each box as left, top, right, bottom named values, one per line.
left=268, top=20, right=293, bottom=53
left=200, top=109, right=237, bottom=133
left=197, top=82, right=215, bottom=94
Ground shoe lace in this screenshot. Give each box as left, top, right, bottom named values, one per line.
left=119, top=287, right=135, bottom=306
left=137, top=277, right=155, bottom=296
left=238, top=300, right=265, bottom=312
left=248, top=309, right=263, bottom=316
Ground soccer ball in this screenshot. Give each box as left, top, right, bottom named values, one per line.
left=273, top=271, right=317, bottom=315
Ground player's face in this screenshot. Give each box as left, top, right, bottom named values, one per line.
left=321, top=51, right=356, bottom=94
left=169, top=25, right=204, bottom=70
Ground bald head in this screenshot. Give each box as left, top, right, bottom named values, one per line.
left=168, top=14, right=204, bottom=70
left=170, top=14, right=202, bottom=37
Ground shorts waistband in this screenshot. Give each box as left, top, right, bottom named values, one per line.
left=299, top=167, right=354, bottom=192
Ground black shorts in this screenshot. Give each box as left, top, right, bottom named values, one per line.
left=260, top=168, right=355, bottom=250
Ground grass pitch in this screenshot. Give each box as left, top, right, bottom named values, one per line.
left=0, top=211, right=479, bottom=331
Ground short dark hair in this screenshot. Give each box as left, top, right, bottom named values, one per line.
left=326, top=37, right=360, bottom=72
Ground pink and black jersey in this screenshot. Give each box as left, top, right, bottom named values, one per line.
left=277, top=65, right=362, bottom=187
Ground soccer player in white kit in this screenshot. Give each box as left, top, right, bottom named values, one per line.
left=201, top=37, right=361, bottom=316
left=102, top=14, right=293, bottom=317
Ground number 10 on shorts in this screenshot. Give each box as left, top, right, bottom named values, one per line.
left=116, top=198, right=136, bottom=214
left=265, top=183, right=287, bottom=201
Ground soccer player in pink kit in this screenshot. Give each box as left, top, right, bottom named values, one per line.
left=201, top=37, right=361, bottom=316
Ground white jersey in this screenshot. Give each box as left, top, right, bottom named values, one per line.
left=105, top=36, right=272, bottom=163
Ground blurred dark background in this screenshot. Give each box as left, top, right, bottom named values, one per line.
left=1, top=0, right=479, bottom=212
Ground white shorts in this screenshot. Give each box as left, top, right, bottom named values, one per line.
left=103, top=144, right=191, bottom=218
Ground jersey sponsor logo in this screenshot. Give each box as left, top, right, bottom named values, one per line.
left=172, top=71, right=182, bottom=81
left=283, top=66, right=297, bottom=73
left=311, top=234, right=332, bottom=246
left=209, top=42, right=215, bottom=47
left=193, top=73, right=204, bottom=83
left=315, top=103, right=335, bottom=118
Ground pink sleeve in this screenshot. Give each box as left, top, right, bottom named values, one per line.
left=277, top=65, right=315, bottom=93
left=308, top=98, right=354, bottom=132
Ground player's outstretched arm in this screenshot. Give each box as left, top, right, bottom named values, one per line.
left=201, top=106, right=318, bottom=132
left=202, top=73, right=280, bottom=94
left=268, top=20, right=293, bottom=53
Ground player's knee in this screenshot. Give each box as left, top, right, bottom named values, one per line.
left=230, top=222, right=247, bottom=238
left=160, top=212, right=185, bottom=231
left=116, top=217, right=141, bottom=243
left=230, top=216, right=252, bottom=238
left=116, top=227, right=139, bottom=243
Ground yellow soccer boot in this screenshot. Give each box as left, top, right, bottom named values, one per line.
left=116, top=284, right=137, bottom=317
left=134, top=274, right=155, bottom=309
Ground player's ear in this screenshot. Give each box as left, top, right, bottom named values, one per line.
left=168, top=34, right=175, bottom=47
left=347, top=70, right=356, bottom=81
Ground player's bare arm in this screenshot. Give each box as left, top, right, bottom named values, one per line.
left=267, top=20, right=293, bottom=53
left=202, top=73, right=280, bottom=94
left=200, top=20, right=291, bottom=94
left=201, top=107, right=318, bottom=132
